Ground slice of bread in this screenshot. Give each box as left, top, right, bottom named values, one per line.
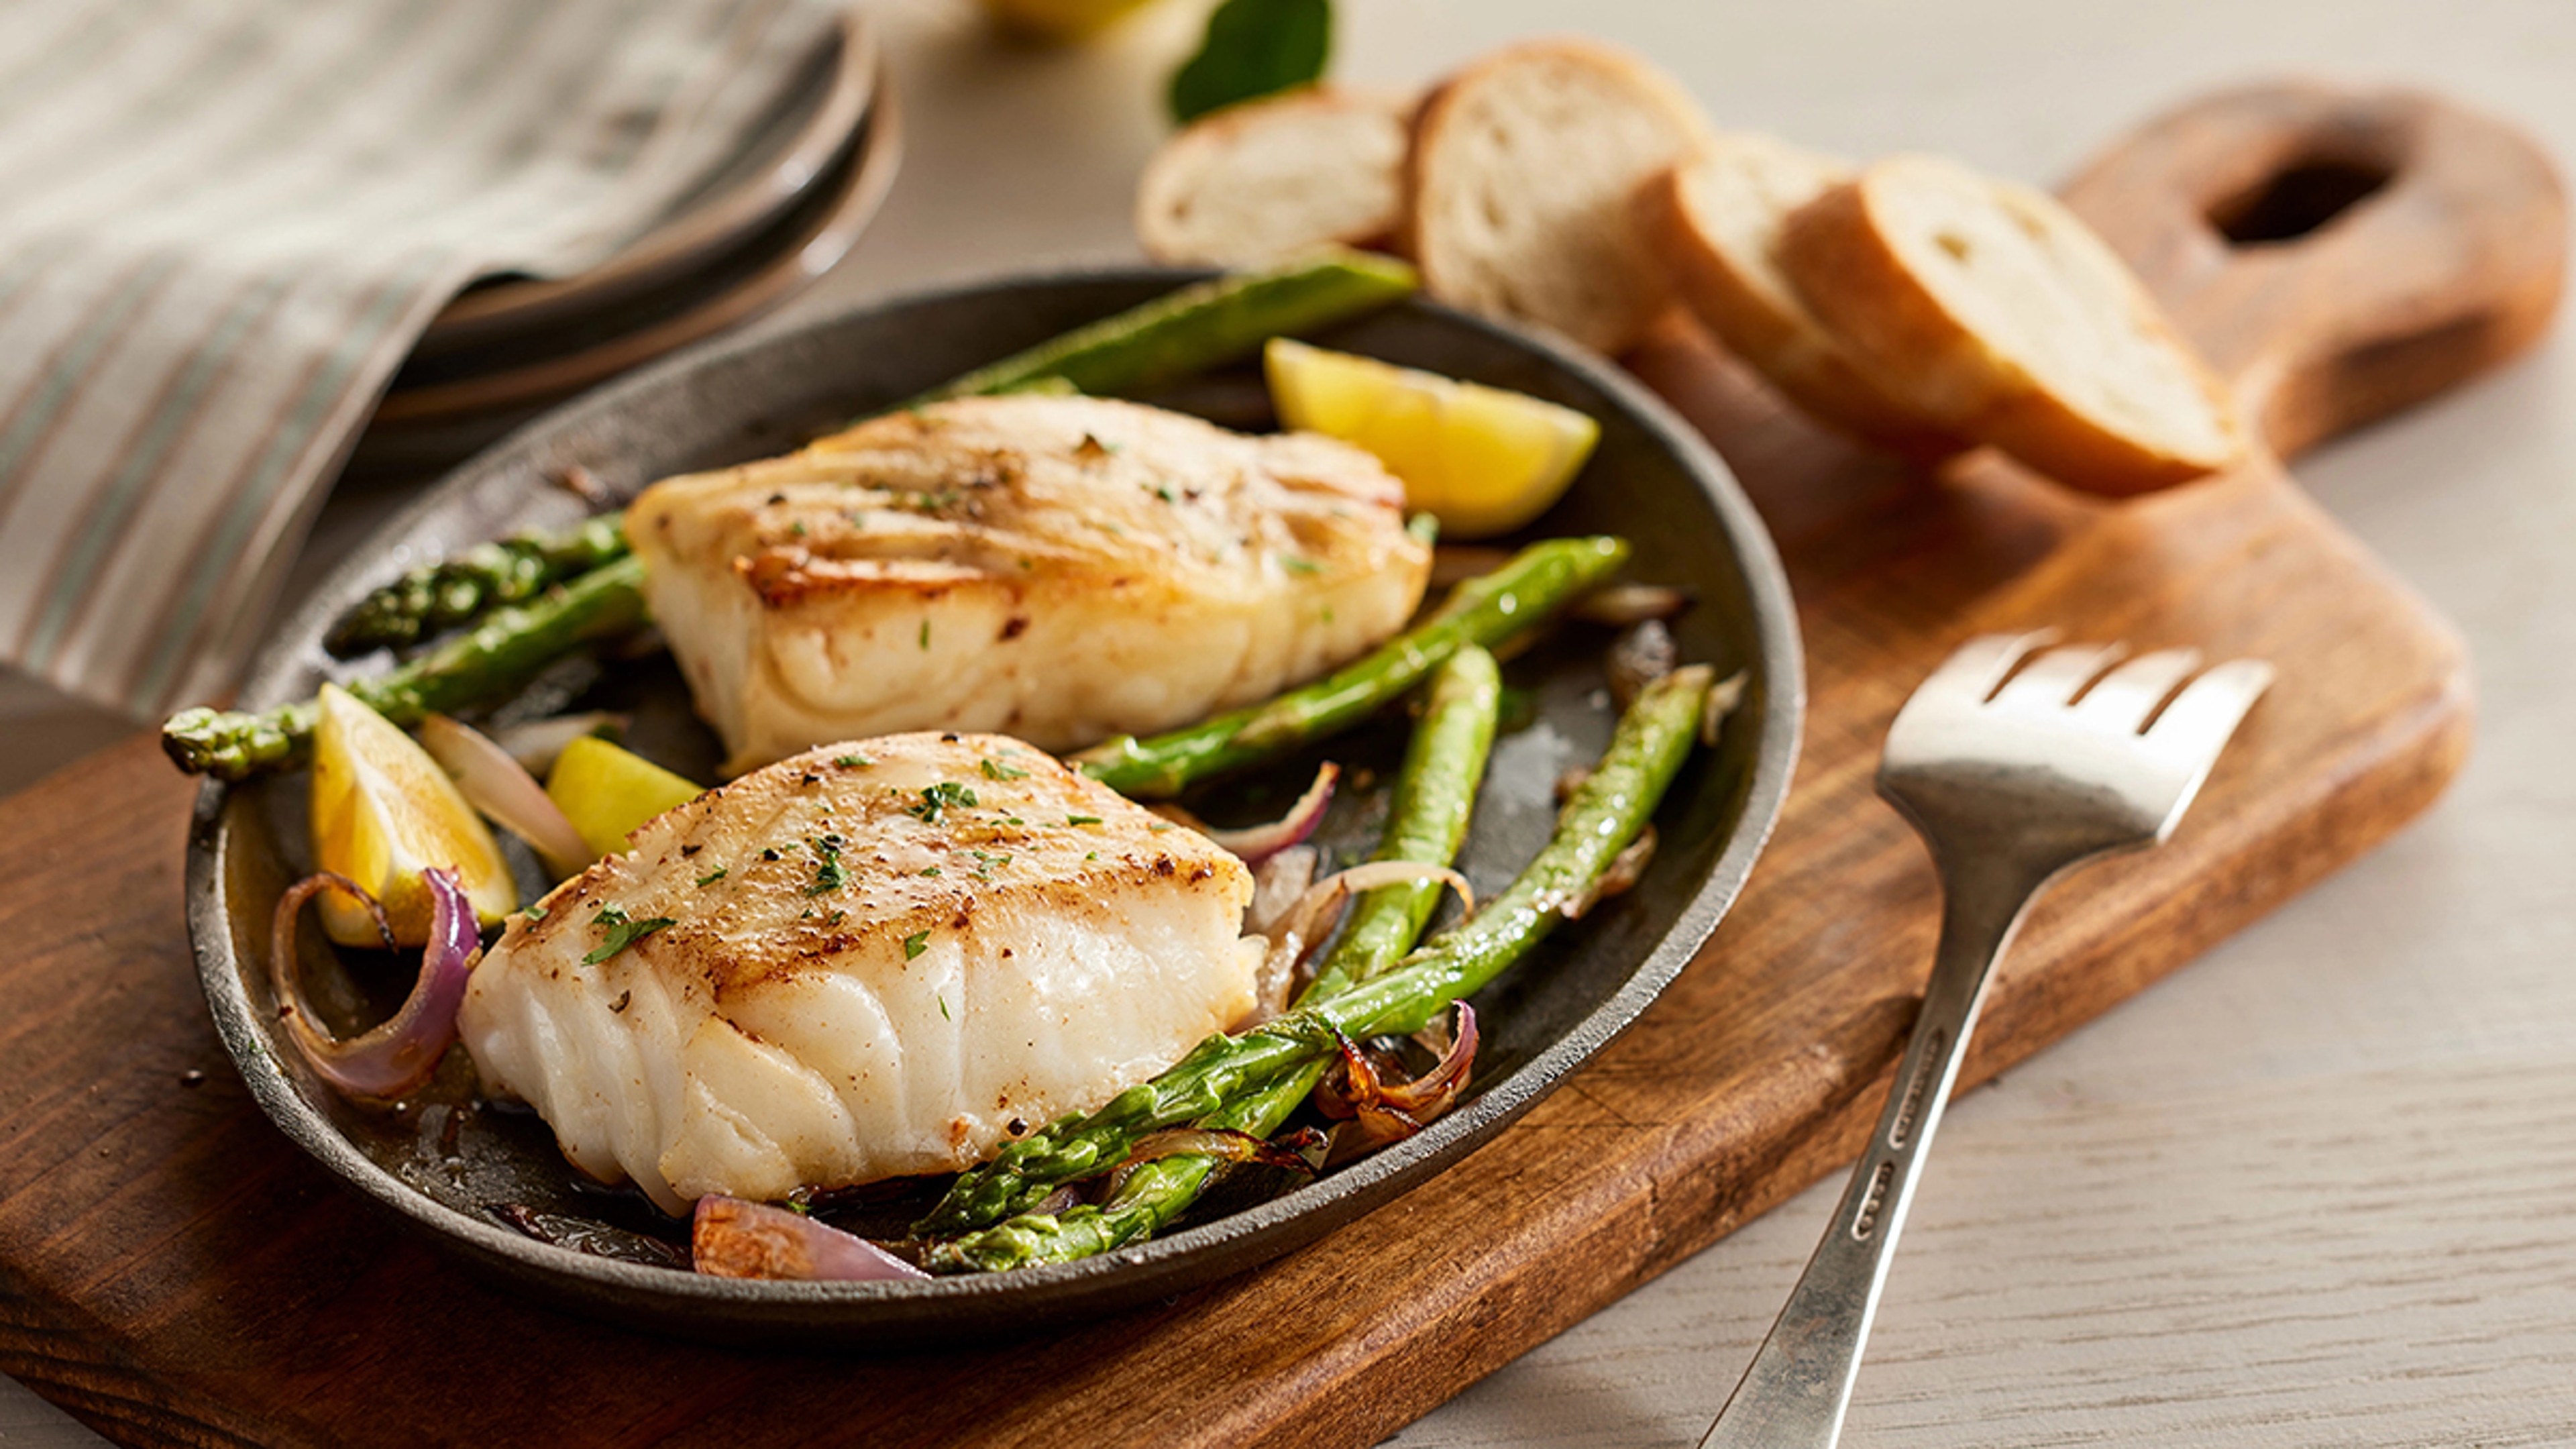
left=1777, top=153, right=2245, bottom=494
left=1401, top=39, right=1711, bottom=355
left=1642, top=135, right=1960, bottom=456
left=1136, top=87, right=1414, bottom=267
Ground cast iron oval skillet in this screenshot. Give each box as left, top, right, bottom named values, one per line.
left=186, top=271, right=1803, bottom=1347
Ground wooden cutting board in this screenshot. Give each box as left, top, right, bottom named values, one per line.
left=0, top=83, right=2559, bottom=1449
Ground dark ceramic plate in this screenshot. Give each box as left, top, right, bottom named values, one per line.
left=187, top=272, right=1803, bottom=1347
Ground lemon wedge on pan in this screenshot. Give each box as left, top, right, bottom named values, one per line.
left=309, top=684, right=515, bottom=946
left=1265, top=337, right=1601, bottom=538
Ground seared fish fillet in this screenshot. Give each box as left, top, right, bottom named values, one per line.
left=629, top=394, right=1431, bottom=774
left=458, top=733, right=1258, bottom=1214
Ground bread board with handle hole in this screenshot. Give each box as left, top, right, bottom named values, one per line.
left=0, top=79, right=2557, bottom=1448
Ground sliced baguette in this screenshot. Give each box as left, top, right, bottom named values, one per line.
left=1136, top=87, right=1414, bottom=267
left=1778, top=153, right=2245, bottom=494
left=1642, top=135, right=1960, bottom=455
left=1401, top=38, right=1711, bottom=355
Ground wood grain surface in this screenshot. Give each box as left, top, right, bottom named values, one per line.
left=0, top=83, right=2559, bottom=1448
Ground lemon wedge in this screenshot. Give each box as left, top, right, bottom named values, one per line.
left=1265, top=337, right=1601, bottom=538
left=546, top=737, right=705, bottom=862
left=978, top=0, right=1161, bottom=42
left=309, top=684, right=516, bottom=947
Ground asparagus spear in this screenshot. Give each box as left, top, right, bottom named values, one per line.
left=926, top=646, right=1504, bottom=1273
left=904, top=248, right=1419, bottom=409
left=915, top=662, right=1715, bottom=1246
left=1075, top=535, right=1629, bottom=798
left=161, top=555, right=650, bottom=781
left=323, top=515, right=629, bottom=657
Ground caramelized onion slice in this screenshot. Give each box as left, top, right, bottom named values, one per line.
left=691, top=1195, right=930, bottom=1281
left=1570, top=582, right=1691, bottom=626
left=269, top=868, right=478, bottom=1101
left=419, top=713, right=590, bottom=873
left=1247, top=860, right=1477, bottom=1026
left=1103, top=1126, right=1326, bottom=1197
left=1563, top=825, right=1656, bottom=921
left=1701, top=669, right=1749, bottom=747
left=489, top=710, right=627, bottom=777
left=1156, top=762, right=1338, bottom=866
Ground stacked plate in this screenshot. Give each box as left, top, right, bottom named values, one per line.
left=350, top=8, right=900, bottom=476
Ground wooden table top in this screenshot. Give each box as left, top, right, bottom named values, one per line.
left=5, top=1, right=2573, bottom=1444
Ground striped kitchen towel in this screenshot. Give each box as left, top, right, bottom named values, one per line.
left=0, top=0, right=847, bottom=718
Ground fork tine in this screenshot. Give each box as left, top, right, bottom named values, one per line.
left=2141, top=659, right=2276, bottom=832
left=1921, top=630, right=2059, bottom=702
left=2149, top=659, right=2275, bottom=753
left=2074, top=647, right=2203, bottom=733
left=1993, top=641, right=2129, bottom=710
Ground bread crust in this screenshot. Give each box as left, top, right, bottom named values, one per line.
left=1641, top=151, right=1958, bottom=457
left=1778, top=157, right=2245, bottom=495
left=1136, top=87, right=1413, bottom=266
left=1400, top=38, right=1710, bottom=355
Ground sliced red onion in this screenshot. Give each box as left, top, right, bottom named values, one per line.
left=1157, top=762, right=1338, bottom=866
left=1570, top=582, right=1692, bottom=626
left=1249, top=860, right=1477, bottom=1026
left=1701, top=668, right=1749, bottom=747
left=1317, top=1004, right=1482, bottom=1159
left=1378, top=1002, right=1478, bottom=1118
left=489, top=710, right=627, bottom=776
left=1032, top=1184, right=1087, bottom=1217
left=419, top=713, right=591, bottom=873
left=1102, top=1126, right=1324, bottom=1197
left=1564, top=826, right=1657, bottom=921
left=691, top=1195, right=930, bottom=1282
left=1246, top=843, right=1319, bottom=937
left=1273, top=860, right=1477, bottom=951
left=1316, top=1034, right=1427, bottom=1156
left=270, top=868, right=480, bottom=1101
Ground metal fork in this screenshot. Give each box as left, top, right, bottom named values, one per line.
left=1700, top=633, right=2273, bottom=1449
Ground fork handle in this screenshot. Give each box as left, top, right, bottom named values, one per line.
left=1701, top=853, right=2052, bottom=1449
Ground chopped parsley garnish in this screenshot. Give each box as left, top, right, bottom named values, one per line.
left=920, top=866, right=942, bottom=877
left=937, top=994, right=951, bottom=1020
left=790, top=519, right=808, bottom=537
left=1148, top=822, right=1174, bottom=834
left=918, top=619, right=931, bottom=650
left=908, top=781, right=977, bottom=823
left=804, top=837, right=847, bottom=896
left=834, top=753, right=873, bottom=767
left=696, top=867, right=727, bottom=886
left=1066, top=814, right=1101, bottom=826
left=521, top=904, right=547, bottom=922
left=584, top=906, right=674, bottom=965
left=1278, top=554, right=1322, bottom=575
left=1153, top=483, right=1177, bottom=504
left=904, top=930, right=930, bottom=960
left=980, top=757, right=1028, bottom=781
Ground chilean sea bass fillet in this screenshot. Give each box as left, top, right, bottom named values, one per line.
left=629, top=394, right=1432, bottom=775
left=457, top=733, right=1260, bottom=1215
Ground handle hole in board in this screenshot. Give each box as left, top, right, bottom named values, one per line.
left=2207, top=158, right=2394, bottom=245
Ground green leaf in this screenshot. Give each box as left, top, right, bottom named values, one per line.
left=1167, top=0, right=1331, bottom=125
left=584, top=905, right=675, bottom=965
